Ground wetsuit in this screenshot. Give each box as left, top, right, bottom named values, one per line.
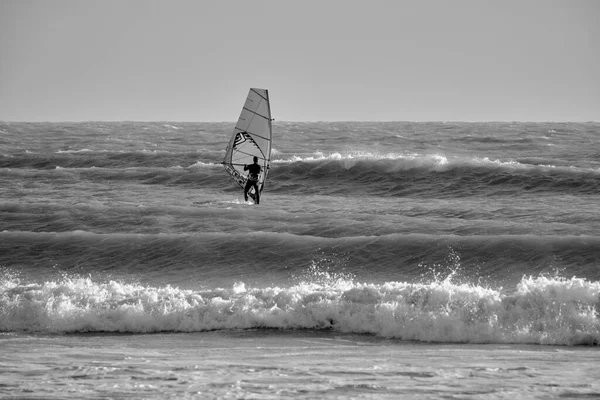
left=243, top=162, right=261, bottom=204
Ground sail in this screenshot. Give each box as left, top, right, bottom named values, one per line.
left=223, top=88, right=272, bottom=199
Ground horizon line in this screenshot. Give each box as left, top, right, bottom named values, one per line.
left=1, top=119, right=598, bottom=124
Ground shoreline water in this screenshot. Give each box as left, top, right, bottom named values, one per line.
left=2, top=330, right=599, bottom=399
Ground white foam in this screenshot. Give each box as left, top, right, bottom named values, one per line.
left=1, top=273, right=598, bottom=345
left=188, top=160, right=215, bottom=167
left=56, top=149, right=94, bottom=153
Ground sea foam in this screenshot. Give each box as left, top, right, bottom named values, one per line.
left=1, top=272, right=598, bottom=345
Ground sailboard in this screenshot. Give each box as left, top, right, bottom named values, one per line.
left=222, top=88, right=272, bottom=203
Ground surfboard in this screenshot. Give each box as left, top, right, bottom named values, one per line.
left=222, top=88, right=272, bottom=203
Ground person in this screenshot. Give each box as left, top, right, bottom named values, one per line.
left=243, top=156, right=261, bottom=204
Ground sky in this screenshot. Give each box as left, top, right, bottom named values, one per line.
left=1, top=0, right=599, bottom=122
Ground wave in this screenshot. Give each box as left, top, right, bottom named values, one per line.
left=4, top=229, right=599, bottom=251
left=268, top=152, right=600, bottom=197
left=7, top=147, right=598, bottom=176
left=3, top=143, right=598, bottom=196
left=1, top=271, right=598, bottom=345
left=55, top=148, right=96, bottom=154
left=274, top=151, right=600, bottom=176
left=2, top=230, right=599, bottom=296
left=0, top=150, right=220, bottom=170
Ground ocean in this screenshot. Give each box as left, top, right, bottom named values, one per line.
left=1, top=120, right=599, bottom=399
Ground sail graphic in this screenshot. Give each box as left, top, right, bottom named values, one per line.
left=223, top=88, right=272, bottom=201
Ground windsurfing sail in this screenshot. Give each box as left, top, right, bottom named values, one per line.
left=222, top=88, right=272, bottom=201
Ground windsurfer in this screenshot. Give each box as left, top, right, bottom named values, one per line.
left=243, top=156, right=261, bottom=204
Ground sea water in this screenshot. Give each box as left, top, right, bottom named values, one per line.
left=1, top=121, right=599, bottom=398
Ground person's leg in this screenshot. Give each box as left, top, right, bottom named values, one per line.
left=244, top=181, right=251, bottom=201
left=253, top=182, right=260, bottom=204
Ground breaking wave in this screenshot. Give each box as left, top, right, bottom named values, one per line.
left=1, top=270, right=598, bottom=346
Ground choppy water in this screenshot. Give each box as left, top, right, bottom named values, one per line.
left=1, top=121, right=599, bottom=398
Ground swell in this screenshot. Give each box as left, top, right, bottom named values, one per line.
left=3, top=153, right=598, bottom=197
left=2, top=231, right=599, bottom=287
left=270, top=155, right=600, bottom=197
left=0, top=150, right=215, bottom=169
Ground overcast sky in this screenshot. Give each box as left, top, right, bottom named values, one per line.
left=1, top=0, right=598, bottom=122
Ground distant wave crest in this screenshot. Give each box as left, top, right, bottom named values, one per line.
left=267, top=151, right=600, bottom=196
left=274, top=150, right=599, bottom=175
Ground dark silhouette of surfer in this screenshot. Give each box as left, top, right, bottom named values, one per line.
left=244, top=156, right=261, bottom=204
